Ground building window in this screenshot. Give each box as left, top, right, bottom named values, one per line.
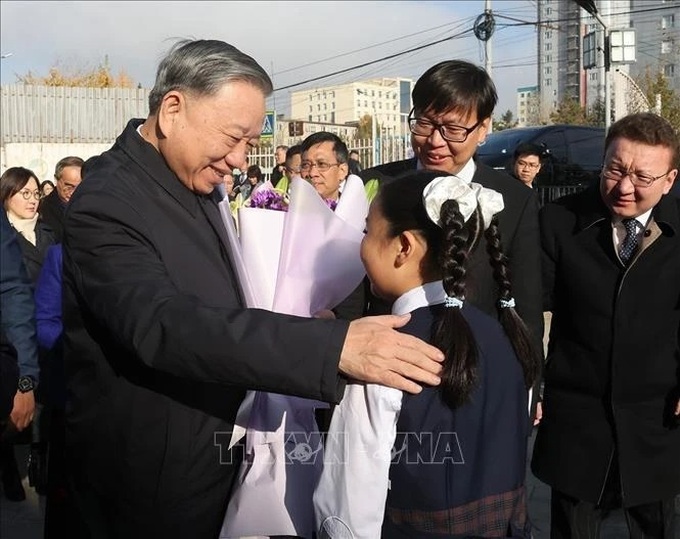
left=545, top=31, right=552, bottom=39
left=309, top=105, right=312, bottom=113
left=317, top=104, right=321, bottom=111
left=364, top=100, right=368, bottom=107
left=545, top=42, right=552, bottom=51
left=323, top=103, right=327, bottom=110
left=662, top=14, right=675, bottom=29
left=544, top=78, right=552, bottom=87
left=661, top=40, right=673, bottom=54
left=664, top=64, right=675, bottom=76
left=544, top=66, right=552, bottom=75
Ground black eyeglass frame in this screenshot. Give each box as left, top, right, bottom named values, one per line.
left=407, top=108, right=482, bottom=143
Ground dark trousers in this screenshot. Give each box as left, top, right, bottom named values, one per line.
left=550, top=489, right=677, bottom=539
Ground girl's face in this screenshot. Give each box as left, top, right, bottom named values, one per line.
left=7, top=176, right=40, bottom=220
left=360, top=201, right=402, bottom=301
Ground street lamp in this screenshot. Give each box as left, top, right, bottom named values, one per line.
left=576, top=0, right=612, bottom=130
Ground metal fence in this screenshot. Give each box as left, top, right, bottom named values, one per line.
left=1, top=84, right=149, bottom=144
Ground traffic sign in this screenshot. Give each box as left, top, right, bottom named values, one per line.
left=261, top=111, right=275, bottom=139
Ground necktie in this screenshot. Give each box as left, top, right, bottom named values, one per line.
left=619, top=218, right=639, bottom=264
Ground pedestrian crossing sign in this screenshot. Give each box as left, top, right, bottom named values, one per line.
left=261, top=111, right=275, bottom=139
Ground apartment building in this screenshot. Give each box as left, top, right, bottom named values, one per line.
left=516, top=85, right=540, bottom=126
left=536, top=0, right=677, bottom=122
left=290, top=78, right=414, bottom=137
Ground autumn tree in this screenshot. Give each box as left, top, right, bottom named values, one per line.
left=16, top=56, right=136, bottom=88
left=356, top=114, right=384, bottom=140
left=637, top=68, right=680, bottom=132
left=494, top=109, right=517, bottom=131
left=550, top=97, right=604, bottom=127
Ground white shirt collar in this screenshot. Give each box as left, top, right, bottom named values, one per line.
left=416, top=157, right=476, bottom=183
left=391, top=280, right=446, bottom=316
left=613, top=208, right=652, bottom=229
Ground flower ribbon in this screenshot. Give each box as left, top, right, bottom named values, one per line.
left=422, top=175, right=504, bottom=230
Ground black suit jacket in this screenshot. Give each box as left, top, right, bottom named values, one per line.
left=532, top=188, right=680, bottom=507
left=38, top=190, right=66, bottom=242
left=63, top=119, right=349, bottom=537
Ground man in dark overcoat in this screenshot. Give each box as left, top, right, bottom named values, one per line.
left=532, top=112, right=680, bottom=538
left=61, top=39, right=443, bottom=538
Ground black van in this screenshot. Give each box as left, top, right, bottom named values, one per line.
left=475, top=125, right=605, bottom=187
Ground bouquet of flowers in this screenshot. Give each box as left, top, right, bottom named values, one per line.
left=217, top=175, right=369, bottom=538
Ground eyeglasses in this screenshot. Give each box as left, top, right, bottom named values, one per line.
left=61, top=183, right=78, bottom=194
left=407, top=110, right=481, bottom=143
left=601, top=165, right=673, bottom=188
left=516, top=159, right=540, bottom=170
left=17, top=189, right=42, bottom=201
left=300, top=161, right=340, bottom=173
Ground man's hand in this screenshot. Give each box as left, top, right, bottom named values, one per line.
left=675, top=399, right=680, bottom=416
left=339, top=314, right=444, bottom=394
left=9, top=390, right=35, bottom=431
left=533, top=401, right=543, bottom=426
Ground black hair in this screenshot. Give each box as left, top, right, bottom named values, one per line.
left=412, top=60, right=497, bottom=122
left=377, top=170, right=540, bottom=407
left=299, top=131, right=348, bottom=163
left=246, top=164, right=262, bottom=182
left=513, top=142, right=543, bottom=162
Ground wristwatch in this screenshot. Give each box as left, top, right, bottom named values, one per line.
left=18, top=376, right=35, bottom=393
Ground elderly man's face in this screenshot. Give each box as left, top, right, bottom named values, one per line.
left=600, top=137, right=677, bottom=218
left=275, top=147, right=287, bottom=165
left=56, top=166, right=82, bottom=203
left=157, top=81, right=265, bottom=195
left=301, top=141, right=348, bottom=201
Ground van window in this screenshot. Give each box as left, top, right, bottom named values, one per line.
left=566, top=128, right=604, bottom=170
left=534, top=129, right=567, bottom=162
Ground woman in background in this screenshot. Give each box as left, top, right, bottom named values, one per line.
left=0, top=166, right=56, bottom=501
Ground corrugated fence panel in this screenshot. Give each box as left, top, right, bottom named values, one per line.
left=1, top=84, right=150, bottom=144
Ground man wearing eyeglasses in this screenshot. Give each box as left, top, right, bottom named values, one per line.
left=300, top=131, right=349, bottom=203
left=361, top=60, right=544, bottom=415
left=38, top=156, right=84, bottom=242
left=532, top=112, right=680, bottom=538
left=512, top=143, right=543, bottom=188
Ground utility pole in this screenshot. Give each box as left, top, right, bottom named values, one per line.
left=485, top=0, right=493, bottom=132
left=474, top=2, right=495, bottom=132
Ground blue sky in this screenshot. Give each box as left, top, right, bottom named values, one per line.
left=0, top=1, right=540, bottom=117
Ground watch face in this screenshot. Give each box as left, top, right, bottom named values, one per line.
left=18, top=376, right=34, bottom=393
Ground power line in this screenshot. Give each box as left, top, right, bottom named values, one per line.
left=273, top=18, right=472, bottom=77
left=273, top=27, right=475, bottom=92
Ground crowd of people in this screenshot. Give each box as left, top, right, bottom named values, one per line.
left=0, top=37, right=678, bottom=539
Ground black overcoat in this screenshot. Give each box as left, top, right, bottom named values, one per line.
left=62, top=119, right=349, bottom=537
left=531, top=186, right=680, bottom=507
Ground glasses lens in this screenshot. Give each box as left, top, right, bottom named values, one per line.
left=409, top=118, right=433, bottom=136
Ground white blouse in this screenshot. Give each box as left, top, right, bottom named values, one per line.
left=313, top=281, right=447, bottom=538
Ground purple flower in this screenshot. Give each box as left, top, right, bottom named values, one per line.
left=324, top=198, right=338, bottom=211
left=248, top=189, right=289, bottom=212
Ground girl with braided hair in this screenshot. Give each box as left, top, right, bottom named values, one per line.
left=314, top=169, right=541, bottom=538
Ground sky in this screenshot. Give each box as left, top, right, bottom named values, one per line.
left=0, top=0, right=540, bottom=118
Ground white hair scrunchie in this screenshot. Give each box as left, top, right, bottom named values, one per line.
left=422, top=175, right=505, bottom=230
